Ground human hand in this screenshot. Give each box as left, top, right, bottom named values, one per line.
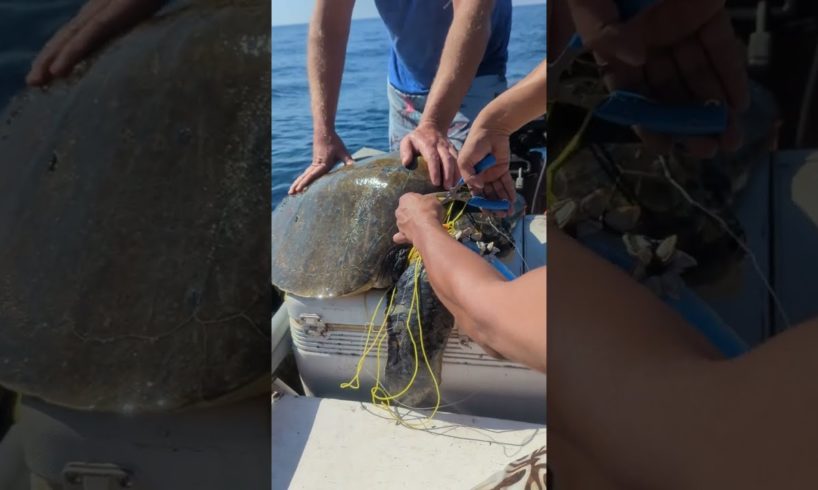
left=566, top=0, right=750, bottom=157
left=289, top=130, right=355, bottom=194
left=26, top=0, right=164, bottom=86
left=393, top=193, right=445, bottom=245
left=400, top=123, right=460, bottom=189
left=457, top=117, right=516, bottom=206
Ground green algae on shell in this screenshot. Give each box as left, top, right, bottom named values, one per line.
left=270, top=153, right=441, bottom=298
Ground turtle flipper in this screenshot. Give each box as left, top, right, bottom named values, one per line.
left=383, top=260, right=453, bottom=409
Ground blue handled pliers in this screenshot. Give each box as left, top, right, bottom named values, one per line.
left=438, top=155, right=510, bottom=211
left=549, top=0, right=729, bottom=135
left=431, top=156, right=518, bottom=278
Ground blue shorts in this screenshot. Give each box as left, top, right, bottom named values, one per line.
left=386, top=74, right=507, bottom=151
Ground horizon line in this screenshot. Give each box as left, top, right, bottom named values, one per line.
left=271, top=2, right=546, bottom=27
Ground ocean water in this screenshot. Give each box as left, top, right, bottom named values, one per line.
left=271, top=3, right=547, bottom=207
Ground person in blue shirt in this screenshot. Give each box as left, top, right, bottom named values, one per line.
left=287, top=0, right=513, bottom=197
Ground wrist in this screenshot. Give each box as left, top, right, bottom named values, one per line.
left=473, top=105, right=514, bottom=135
left=414, top=218, right=448, bottom=246
left=417, top=116, right=449, bottom=134
left=312, top=115, right=336, bottom=137
left=313, top=125, right=336, bottom=141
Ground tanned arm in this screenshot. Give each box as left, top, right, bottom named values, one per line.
left=548, top=226, right=818, bottom=490
left=457, top=59, right=547, bottom=201
left=394, top=193, right=546, bottom=373
left=289, top=0, right=357, bottom=194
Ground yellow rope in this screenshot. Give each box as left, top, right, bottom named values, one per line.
left=410, top=254, right=443, bottom=419
left=341, top=201, right=460, bottom=428
left=339, top=288, right=392, bottom=390
left=450, top=202, right=467, bottom=225
left=345, top=96, right=589, bottom=420
left=546, top=110, right=593, bottom=205
left=371, top=261, right=422, bottom=402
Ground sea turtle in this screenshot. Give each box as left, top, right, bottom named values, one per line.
left=270, top=154, right=440, bottom=299
left=0, top=0, right=271, bottom=413
left=271, top=153, right=516, bottom=407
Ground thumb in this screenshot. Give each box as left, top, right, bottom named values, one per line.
left=457, top=146, right=485, bottom=191
left=393, top=231, right=409, bottom=244
left=341, top=150, right=356, bottom=166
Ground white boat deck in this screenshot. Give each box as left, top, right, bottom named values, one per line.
left=271, top=394, right=546, bottom=490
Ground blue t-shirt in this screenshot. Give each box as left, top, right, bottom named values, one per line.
left=374, top=0, right=512, bottom=95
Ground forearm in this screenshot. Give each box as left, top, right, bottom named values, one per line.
left=412, top=223, right=505, bottom=330
left=547, top=228, right=742, bottom=489
left=550, top=227, right=818, bottom=488
left=693, top=320, right=818, bottom=489
left=412, top=223, right=546, bottom=372
left=420, top=0, right=495, bottom=130
left=474, top=59, right=547, bottom=133
left=307, top=0, right=354, bottom=135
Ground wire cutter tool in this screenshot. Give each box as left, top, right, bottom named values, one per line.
left=438, top=155, right=510, bottom=211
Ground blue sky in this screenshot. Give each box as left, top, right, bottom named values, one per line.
left=271, top=0, right=546, bottom=26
